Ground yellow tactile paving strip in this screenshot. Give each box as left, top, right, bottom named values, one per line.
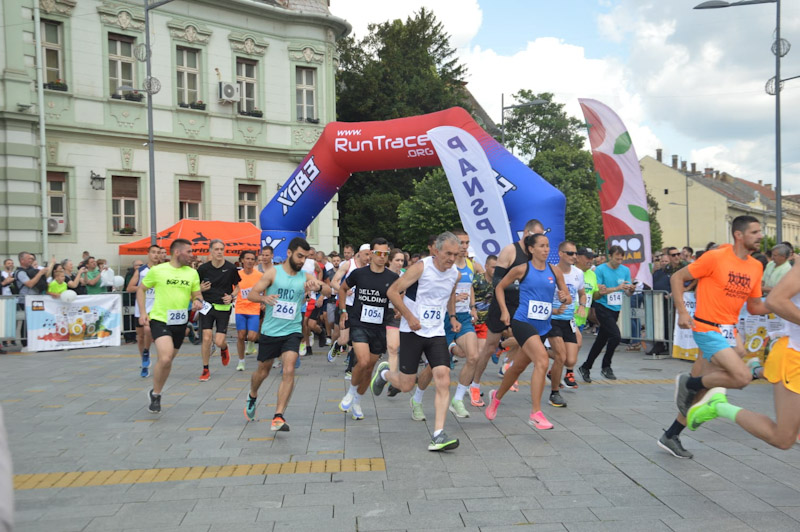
left=14, top=458, right=385, bottom=490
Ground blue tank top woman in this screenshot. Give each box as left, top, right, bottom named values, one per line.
left=512, top=262, right=557, bottom=337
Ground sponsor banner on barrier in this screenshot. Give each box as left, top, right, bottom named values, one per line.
left=672, top=292, right=782, bottom=362
left=25, top=294, right=121, bottom=352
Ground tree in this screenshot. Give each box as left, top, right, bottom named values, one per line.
left=335, top=8, right=470, bottom=249
left=396, top=169, right=461, bottom=253
left=647, top=189, right=664, bottom=254
left=502, top=91, right=585, bottom=162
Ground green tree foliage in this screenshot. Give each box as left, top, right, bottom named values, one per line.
left=646, top=189, right=664, bottom=254
left=335, top=8, right=469, bottom=249
left=502, top=91, right=585, bottom=162
left=396, top=169, right=461, bottom=254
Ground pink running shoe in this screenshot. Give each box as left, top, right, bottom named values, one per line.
left=485, top=390, right=500, bottom=420
left=510, top=381, right=519, bottom=392
left=529, top=410, right=553, bottom=430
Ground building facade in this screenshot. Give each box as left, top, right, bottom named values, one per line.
left=0, top=0, right=349, bottom=266
left=641, top=153, right=800, bottom=251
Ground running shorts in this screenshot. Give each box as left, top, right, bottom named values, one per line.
left=764, top=336, right=800, bottom=394
left=149, top=319, right=186, bottom=349
left=399, top=332, right=449, bottom=374
left=235, top=313, right=260, bottom=333
left=350, top=326, right=386, bottom=356
left=692, top=329, right=736, bottom=361
left=486, top=298, right=518, bottom=334
left=199, top=308, right=231, bottom=334
left=258, top=332, right=302, bottom=361
left=547, top=319, right=577, bottom=344
left=511, top=319, right=542, bottom=348
left=444, top=311, right=476, bottom=344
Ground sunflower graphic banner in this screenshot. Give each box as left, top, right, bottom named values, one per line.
left=24, top=295, right=122, bottom=352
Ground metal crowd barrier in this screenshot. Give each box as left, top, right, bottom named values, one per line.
left=617, top=290, right=674, bottom=358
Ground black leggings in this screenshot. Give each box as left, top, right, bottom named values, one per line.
left=583, top=304, right=620, bottom=370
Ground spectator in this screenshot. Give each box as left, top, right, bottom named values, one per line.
left=1, top=259, right=15, bottom=296
left=62, top=259, right=87, bottom=295
left=763, top=244, right=792, bottom=294
left=97, top=259, right=115, bottom=290
left=82, top=257, right=104, bottom=295
left=681, top=246, right=694, bottom=264
left=47, top=264, right=68, bottom=298
left=752, top=252, right=769, bottom=271
left=15, top=252, right=55, bottom=347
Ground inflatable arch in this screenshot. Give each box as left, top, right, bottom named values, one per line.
left=259, top=107, right=565, bottom=263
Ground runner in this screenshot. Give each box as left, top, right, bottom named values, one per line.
left=484, top=233, right=570, bottom=429
left=139, top=239, right=203, bottom=414
left=258, top=245, right=274, bottom=273
left=573, top=248, right=597, bottom=332
left=661, top=216, right=768, bottom=457
left=234, top=250, right=261, bottom=371
left=126, top=244, right=160, bottom=377
left=370, top=232, right=461, bottom=451
left=384, top=248, right=405, bottom=397
left=684, top=261, right=800, bottom=449
left=470, top=220, right=545, bottom=400
left=545, top=241, right=586, bottom=403
left=197, top=240, right=241, bottom=381
left=578, top=245, right=634, bottom=382
left=243, top=238, right=329, bottom=431
left=337, top=238, right=399, bottom=420
left=300, top=247, right=323, bottom=356
left=329, top=244, right=370, bottom=370
left=467, top=254, right=498, bottom=403
left=325, top=252, right=342, bottom=355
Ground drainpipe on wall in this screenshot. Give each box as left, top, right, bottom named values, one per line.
left=33, top=2, right=49, bottom=261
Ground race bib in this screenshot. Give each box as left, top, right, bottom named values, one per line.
left=570, top=319, right=576, bottom=333
left=719, top=324, right=737, bottom=347
left=527, top=300, right=552, bottom=321
left=199, top=301, right=213, bottom=315
left=167, top=308, right=188, bottom=325
left=607, top=292, right=623, bottom=306
left=273, top=300, right=297, bottom=321
left=240, top=288, right=251, bottom=300
left=585, top=293, right=593, bottom=307
left=360, top=305, right=384, bottom=324
left=145, top=287, right=155, bottom=298
left=419, top=305, right=444, bottom=327
left=455, top=283, right=471, bottom=313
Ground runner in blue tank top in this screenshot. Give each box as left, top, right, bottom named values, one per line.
left=484, top=233, right=570, bottom=430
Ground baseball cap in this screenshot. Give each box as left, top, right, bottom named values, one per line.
left=467, top=246, right=476, bottom=258
left=576, top=247, right=595, bottom=258
left=359, top=243, right=370, bottom=252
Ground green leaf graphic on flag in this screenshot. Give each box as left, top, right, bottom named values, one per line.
left=613, top=132, right=632, bottom=154
left=629, top=204, right=649, bottom=221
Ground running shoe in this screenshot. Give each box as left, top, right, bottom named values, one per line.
left=548, top=391, right=566, bottom=408
left=449, top=398, right=470, bottom=418
left=147, top=389, right=161, bottom=413
left=387, top=384, right=401, bottom=397
left=674, top=373, right=696, bottom=417
left=270, top=416, right=290, bottom=432
left=140, top=366, right=150, bottom=378
left=306, top=345, right=312, bottom=357
left=299, top=341, right=307, bottom=356
left=529, top=410, right=553, bottom=430
left=428, top=431, right=459, bottom=451
left=491, top=343, right=506, bottom=365
left=246, top=341, right=257, bottom=355
left=326, top=338, right=332, bottom=345
left=600, top=367, right=616, bottom=380
left=578, top=366, right=591, bottom=383
left=563, top=371, right=578, bottom=390
left=410, top=397, right=426, bottom=421
left=687, top=387, right=727, bottom=431
left=510, top=381, right=519, bottom=392
left=339, top=392, right=354, bottom=412
left=142, top=349, right=150, bottom=369
left=199, top=368, right=210, bottom=382
left=469, top=386, right=484, bottom=407
left=220, top=347, right=230, bottom=366
left=294, top=355, right=301, bottom=369
left=657, top=432, right=693, bottom=459
left=344, top=370, right=352, bottom=380
left=746, top=357, right=764, bottom=380
left=244, top=395, right=257, bottom=421
left=485, top=390, right=500, bottom=420
left=371, top=361, right=389, bottom=396
left=499, top=361, right=510, bottom=377
left=350, top=403, right=364, bottom=420
left=327, top=342, right=339, bottom=363
left=236, top=359, right=245, bottom=371
left=448, top=341, right=457, bottom=356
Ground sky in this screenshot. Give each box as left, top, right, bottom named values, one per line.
left=329, top=0, right=800, bottom=194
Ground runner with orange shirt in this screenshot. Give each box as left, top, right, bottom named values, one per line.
left=658, top=215, right=768, bottom=459
left=235, top=250, right=262, bottom=371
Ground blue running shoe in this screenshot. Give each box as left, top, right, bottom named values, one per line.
left=295, top=355, right=301, bottom=369
left=142, top=349, right=151, bottom=369
left=140, top=366, right=149, bottom=378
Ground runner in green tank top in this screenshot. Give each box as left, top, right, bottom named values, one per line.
left=243, top=237, right=330, bottom=432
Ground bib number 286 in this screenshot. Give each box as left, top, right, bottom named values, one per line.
left=167, top=309, right=188, bottom=325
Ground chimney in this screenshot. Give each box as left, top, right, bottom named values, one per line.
left=672, top=155, right=678, bottom=169
left=656, top=148, right=663, bottom=162
left=758, top=180, right=763, bottom=186
left=691, top=162, right=697, bottom=173
left=714, top=170, right=720, bottom=179
left=681, top=161, right=687, bottom=172
left=704, top=167, right=713, bottom=179
left=766, top=184, right=773, bottom=190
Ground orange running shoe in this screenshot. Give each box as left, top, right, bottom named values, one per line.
left=199, top=368, right=210, bottom=382
left=469, top=386, right=484, bottom=407
left=220, top=347, right=230, bottom=366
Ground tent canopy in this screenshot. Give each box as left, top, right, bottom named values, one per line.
left=118, top=220, right=261, bottom=257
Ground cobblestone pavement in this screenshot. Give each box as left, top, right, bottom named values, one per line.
left=3, top=337, right=800, bottom=532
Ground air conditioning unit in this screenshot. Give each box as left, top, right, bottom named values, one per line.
left=47, top=217, right=67, bottom=234
left=219, top=82, right=240, bottom=102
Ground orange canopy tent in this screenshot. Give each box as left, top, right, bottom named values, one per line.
left=118, top=220, right=261, bottom=257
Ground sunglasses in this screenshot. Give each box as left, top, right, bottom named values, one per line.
left=670, top=253, right=680, bottom=257
left=372, top=250, right=389, bottom=257
left=562, top=251, right=577, bottom=256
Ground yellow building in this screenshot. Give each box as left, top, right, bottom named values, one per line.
left=641, top=152, right=800, bottom=251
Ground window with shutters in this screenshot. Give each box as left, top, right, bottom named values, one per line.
left=42, top=20, right=64, bottom=84
left=47, top=172, right=67, bottom=219
left=108, top=33, right=136, bottom=96
left=237, top=184, right=259, bottom=224
left=111, top=176, right=139, bottom=233
left=296, top=67, right=316, bottom=121
left=179, top=180, right=202, bottom=220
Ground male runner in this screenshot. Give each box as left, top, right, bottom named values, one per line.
left=545, top=241, right=586, bottom=404
left=342, top=244, right=354, bottom=261
left=661, top=216, right=768, bottom=457
left=258, top=245, right=274, bottom=273
left=235, top=250, right=262, bottom=371
left=127, top=245, right=160, bottom=377
left=574, top=248, right=597, bottom=331
left=337, top=238, right=398, bottom=420
left=330, top=244, right=370, bottom=366
left=244, top=237, right=329, bottom=431
left=197, top=240, right=240, bottom=381
left=371, top=232, right=461, bottom=451
left=158, top=247, right=167, bottom=264
left=139, top=239, right=203, bottom=413
left=468, top=254, right=498, bottom=403
left=470, top=220, right=545, bottom=397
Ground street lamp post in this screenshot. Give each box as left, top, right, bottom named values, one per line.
left=500, top=94, right=548, bottom=146
left=694, top=0, right=786, bottom=243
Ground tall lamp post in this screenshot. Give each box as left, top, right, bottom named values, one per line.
left=694, top=0, right=787, bottom=243
left=500, top=94, right=548, bottom=146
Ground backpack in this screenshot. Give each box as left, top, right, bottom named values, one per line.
left=15, top=267, right=48, bottom=294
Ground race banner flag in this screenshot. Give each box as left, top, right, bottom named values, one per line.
left=579, top=99, right=652, bottom=287
left=25, top=294, right=121, bottom=352
left=427, top=126, right=514, bottom=265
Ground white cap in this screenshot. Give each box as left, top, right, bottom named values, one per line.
left=359, top=243, right=370, bottom=252
left=467, top=246, right=476, bottom=258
